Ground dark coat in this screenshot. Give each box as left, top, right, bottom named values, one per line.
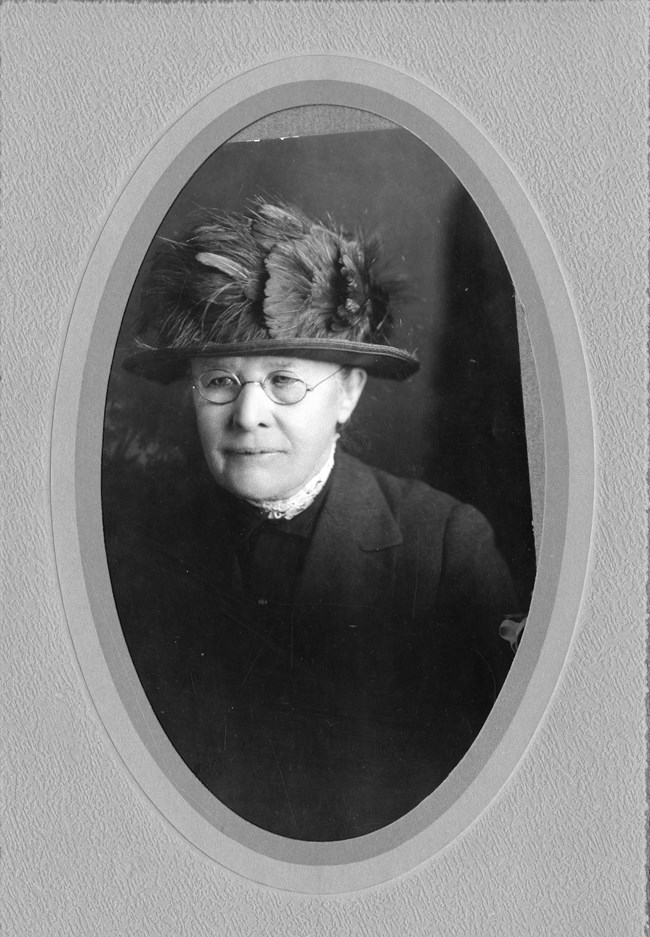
left=105, top=452, right=520, bottom=841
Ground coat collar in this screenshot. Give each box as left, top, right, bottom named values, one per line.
left=294, top=452, right=402, bottom=617
left=320, top=451, right=403, bottom=552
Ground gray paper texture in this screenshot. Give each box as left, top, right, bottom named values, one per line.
left=3, top=2, right=647, bottom=934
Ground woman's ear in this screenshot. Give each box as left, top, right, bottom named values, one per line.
left=337, top=368, right=367, bottom=425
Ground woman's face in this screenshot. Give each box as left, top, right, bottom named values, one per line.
left=191, top=355, right=367, bottom=501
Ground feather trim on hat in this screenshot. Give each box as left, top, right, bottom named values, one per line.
left=134, top=201, right=403, bottom=356
left=249, top=199, right=314, bottom=250
left=263, top=226, right=340, bottom=338
left=335, top=235, right=392, bottom=340
left=136, top=213, right=269, bottom=350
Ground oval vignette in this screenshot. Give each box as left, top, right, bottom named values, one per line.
left=103, top=108, right=537, bottom=842
left=52, top=56, right=593, bottom=894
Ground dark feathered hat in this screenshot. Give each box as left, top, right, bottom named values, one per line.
left=122, top=200, right=420, bottom=382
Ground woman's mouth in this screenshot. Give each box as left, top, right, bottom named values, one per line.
left=224, top=448, right=281, bottom=456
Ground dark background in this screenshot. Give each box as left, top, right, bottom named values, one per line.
left=103, top=125, right=536, bottom=608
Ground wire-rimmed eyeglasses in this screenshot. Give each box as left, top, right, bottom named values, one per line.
left=193, top=367, right=344, bottom=406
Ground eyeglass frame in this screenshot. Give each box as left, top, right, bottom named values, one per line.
left=192, top=365, right=346, bottom=406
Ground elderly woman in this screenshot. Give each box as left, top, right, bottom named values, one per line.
left=105, top=201, right=522, bottom=841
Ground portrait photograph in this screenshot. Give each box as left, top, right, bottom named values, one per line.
left=101, top=107, right=536, bottom=842
left=4, top=3, right=646, bottom=934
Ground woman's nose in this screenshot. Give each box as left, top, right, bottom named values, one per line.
left=230, top=382, right=274, bottom=430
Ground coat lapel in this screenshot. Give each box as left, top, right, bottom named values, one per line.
left=295, top=453, right=402, bottom=623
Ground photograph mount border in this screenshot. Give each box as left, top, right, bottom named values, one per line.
left=50, top=54, right=594, bottom=894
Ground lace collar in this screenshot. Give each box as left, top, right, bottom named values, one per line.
left=245, top=443, right=337, bottom=521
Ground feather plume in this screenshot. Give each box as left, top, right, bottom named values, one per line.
left=262, top=227, right=342, bottom=338
left=250, top=200, right=314, bottom=250
left=195, top=252, right=248, bottom=278
left=336, top=234, right=394, bottom=341
left=135, top=200, right=403, bottom=355
left=137, top=211, right=269, bottom=349
left=262, top=243, right=313, bottom=338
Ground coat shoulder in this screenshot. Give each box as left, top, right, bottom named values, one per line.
left=337, top=450, right=461, bottom=525
left=334, top=452, right=503, bottom=566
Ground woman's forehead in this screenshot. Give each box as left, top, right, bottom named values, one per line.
left=191, top=355, right=332, bottom=374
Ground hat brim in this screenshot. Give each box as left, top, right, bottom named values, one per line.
left=121, top=339, right=420, bottom=383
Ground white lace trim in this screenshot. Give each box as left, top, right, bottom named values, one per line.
left=245, top=442, right=337, bottom=520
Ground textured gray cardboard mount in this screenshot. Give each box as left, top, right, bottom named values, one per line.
left=3, top=3, right=647, bottom=934
left=58, top=61, right=580, bottom=891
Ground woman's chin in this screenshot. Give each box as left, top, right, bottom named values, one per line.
left=212, top=465, right=298, bottom=503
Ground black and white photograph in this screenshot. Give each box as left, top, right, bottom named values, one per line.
left=5, top=4, right=645, bottom=932
left=102, top=111, right=535, bottom=841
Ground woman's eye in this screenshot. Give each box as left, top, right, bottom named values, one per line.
left=205, top=374, right=236, bottom=388
left=268, top=373, right=300, bottom=387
